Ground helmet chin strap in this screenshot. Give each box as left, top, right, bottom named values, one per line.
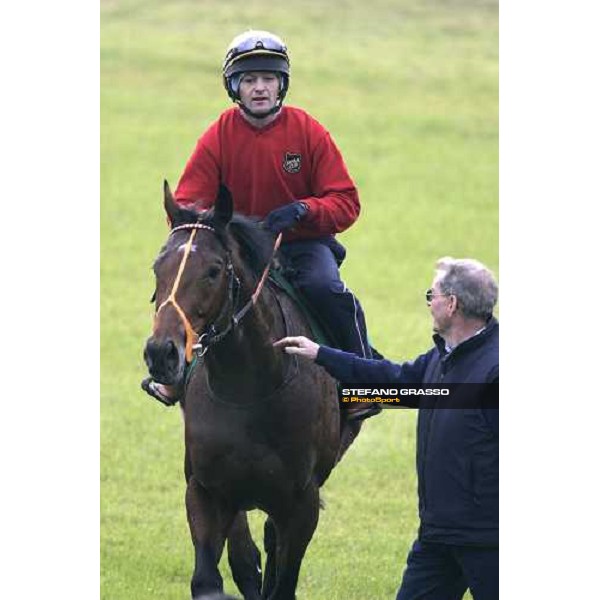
left=238, top=100, right=282, bottom=119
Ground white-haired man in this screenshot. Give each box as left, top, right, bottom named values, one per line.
left=275, top=257, right=499, bottom=600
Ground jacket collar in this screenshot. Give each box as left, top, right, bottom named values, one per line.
left=433, top=316, right=498, bottom=360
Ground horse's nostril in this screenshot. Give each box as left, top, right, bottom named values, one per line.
left=166, top=340, right=179, bottom=366
left=143, top=340, right=154, bottom=368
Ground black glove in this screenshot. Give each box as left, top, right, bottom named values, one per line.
left=264, top=202, right=309, bottom=234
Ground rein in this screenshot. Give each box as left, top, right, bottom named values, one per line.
left=153, top=222, right=282, bottom=363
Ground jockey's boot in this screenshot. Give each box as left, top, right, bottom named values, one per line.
left=344, top=400, right=383, bottom=422
left=335, top=314, right=383, bottom=422
left=141, top=378, right=182, bottom=407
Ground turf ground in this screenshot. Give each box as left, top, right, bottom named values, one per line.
left=101, top=1, right=497, bottom=598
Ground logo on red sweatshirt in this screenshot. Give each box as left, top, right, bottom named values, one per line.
left=283, top=152, right=302, bottom=174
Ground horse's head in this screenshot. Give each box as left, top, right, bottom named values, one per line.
left=144, top=182, right=278, bottom=386
left=143, top=181, right=236, bottom=385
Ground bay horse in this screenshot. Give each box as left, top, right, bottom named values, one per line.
left=144, top=182, right=363, bottom=600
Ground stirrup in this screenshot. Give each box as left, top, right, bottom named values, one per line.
left=345, top=404, right=383, bottom=422
left=141, top=377, right=180, bottom=407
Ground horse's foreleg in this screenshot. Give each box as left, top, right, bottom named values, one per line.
left=186, top=477, right=234, bottom=600
left=268, top=484, right=320, bottom=600
left=227, top=510, right=262, bottom=600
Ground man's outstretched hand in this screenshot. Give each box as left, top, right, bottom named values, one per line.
left=273, top=336, right=320, bottom=361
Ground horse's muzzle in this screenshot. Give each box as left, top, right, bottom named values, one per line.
left=143, top=337, right=185, bottom=385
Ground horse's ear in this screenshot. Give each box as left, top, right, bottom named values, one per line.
left=163, top=180, right=179, bottom=225
left=213, top=184, right=233, bottom=228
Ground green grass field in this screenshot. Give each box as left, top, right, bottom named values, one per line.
left=101, top=1, right=497, bottom=598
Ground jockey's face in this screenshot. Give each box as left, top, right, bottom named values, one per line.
left=238, top=71, right=280, bottom=115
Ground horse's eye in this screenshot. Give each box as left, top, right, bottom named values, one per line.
left=207, top=266, right=221, bottom=280
left=150, top=290, right=156, bottom=303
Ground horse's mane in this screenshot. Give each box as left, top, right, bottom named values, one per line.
left=227, top=216, right=277, bottom=276
left=171, top=206, right=277, bottom=277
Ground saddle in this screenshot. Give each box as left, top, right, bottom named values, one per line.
left=268, top=267, right=341, bottom=350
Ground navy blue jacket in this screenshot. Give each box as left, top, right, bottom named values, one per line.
left=316, top=318, right=499, bottom=546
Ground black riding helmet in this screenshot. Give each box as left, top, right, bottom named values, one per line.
left=222, top=30, right=290, bottom=117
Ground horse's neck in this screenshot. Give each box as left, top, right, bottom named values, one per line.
left=204, top=283, right=287, bottom=397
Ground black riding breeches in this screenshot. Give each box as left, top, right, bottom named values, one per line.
left=279, top=238, right=371, bottom=359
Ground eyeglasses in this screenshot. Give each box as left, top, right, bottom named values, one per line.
left=425, top=288, right=453, bottom=305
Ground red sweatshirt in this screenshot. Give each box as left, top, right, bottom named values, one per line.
left=174, top=106, right=360, bottom=241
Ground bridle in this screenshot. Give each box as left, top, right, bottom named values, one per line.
left=153, top=222, right=282, bottom=363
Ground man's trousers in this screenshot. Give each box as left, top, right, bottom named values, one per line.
left=396, top=540, right=499, bottom=600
